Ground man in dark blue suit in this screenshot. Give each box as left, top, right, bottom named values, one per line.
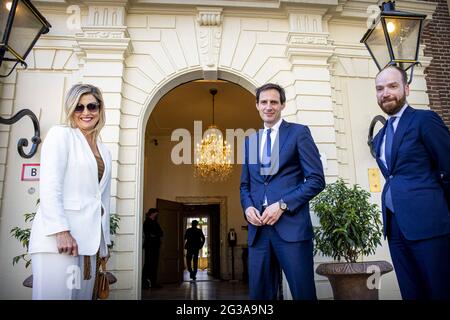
left=240, top=83, right=325, bottom=300
left=373, top=66, right=450, bottom=299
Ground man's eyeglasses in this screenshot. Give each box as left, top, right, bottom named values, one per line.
left=74, top=102, right=100, bottom=113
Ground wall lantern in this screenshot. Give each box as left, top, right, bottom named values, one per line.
left=361, top=1, right=426, bottom=157
left=0, top=0, right=51, bottom=158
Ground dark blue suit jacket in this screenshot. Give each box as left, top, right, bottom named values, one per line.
left=240, top=120, right=325, bottom=246
left=373, top=106, right=450, bottom=240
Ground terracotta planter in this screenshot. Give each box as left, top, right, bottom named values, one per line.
left=316, top=261, right=393, bottom=300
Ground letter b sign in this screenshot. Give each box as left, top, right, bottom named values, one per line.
left=21, top=164, right=40, bottom=181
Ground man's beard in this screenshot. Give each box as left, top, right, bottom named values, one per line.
left=378, top=95, right=406, bottom=115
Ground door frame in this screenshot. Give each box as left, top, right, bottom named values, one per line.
left=176, top=196, right=228, bottom=280
left=183, top=204, right=220, bottom=279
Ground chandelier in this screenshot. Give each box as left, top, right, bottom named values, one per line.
left=194, top=88, right=233, bottom=182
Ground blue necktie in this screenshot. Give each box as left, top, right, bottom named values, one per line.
left=261, top=128, right=271, bottom=168
left=262, top=128, right=272, bottom=207
left=385, top=117, right=396, bottom=212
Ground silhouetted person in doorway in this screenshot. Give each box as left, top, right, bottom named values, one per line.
left=184, top=220, right=205, bottom=280
left=142, top=208, right=163, bottom=289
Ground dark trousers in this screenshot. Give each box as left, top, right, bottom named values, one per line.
left=186, top=250, right=199, bottom=275
left=142, top=245, right=160, bottom=286
left=387, top=209, right=450, bottom=299
left=248, top=226, right=316, bottom=300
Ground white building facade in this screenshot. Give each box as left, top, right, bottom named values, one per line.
left=0, top=0, right=437, bottom=299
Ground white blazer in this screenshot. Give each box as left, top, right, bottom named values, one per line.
left=29, top=125, right=112, bottom=256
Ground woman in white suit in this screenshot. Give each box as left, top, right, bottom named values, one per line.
left=28, top=84, right=112, bottom=300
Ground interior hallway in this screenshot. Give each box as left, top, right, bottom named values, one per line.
left=141, top=270, right=249, bottom=300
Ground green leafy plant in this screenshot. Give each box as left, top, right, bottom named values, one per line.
left=311, top=178, right=382, bottom=263
left=109, top=213, right=121, bottom=248
left=10, top=199, right=121, bottom=268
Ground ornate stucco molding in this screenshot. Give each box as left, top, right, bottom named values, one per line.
left=196, top=7, right=223, bottom=80
left=197, top=8, right=222, bottom=26
left=75, top=4, right=131, bottom=60
left=289, top=34, right=329, bottom=46
left=286, top=12, right=334, bottom=65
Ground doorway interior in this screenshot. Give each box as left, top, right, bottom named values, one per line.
left=183, top=204, right=221, bottom=281
left=141, top=78, right=260, bottom=297
left=153, top=199, right=222, bottom=286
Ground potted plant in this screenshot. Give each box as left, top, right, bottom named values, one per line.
left=312, top=179, right=393, bottom=300
left=10, top=199, right=121, bottom=288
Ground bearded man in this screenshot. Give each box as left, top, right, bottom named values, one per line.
left=372, top=65, right=450, bottom=300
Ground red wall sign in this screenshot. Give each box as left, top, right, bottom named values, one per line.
left=21, top=164, right=40, bottom=181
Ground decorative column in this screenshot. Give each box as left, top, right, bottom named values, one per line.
left=286, top=10, right=338, bottom=181
left=75, top=1, right=133, bottom=299
left=196, top=7, right=223, bottom=80
left=284, top=10, right=337, bottom=299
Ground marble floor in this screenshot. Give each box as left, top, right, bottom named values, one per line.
left=141, top=270, right=249, bottom=300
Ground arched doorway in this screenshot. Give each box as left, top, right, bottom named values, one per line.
left=140, top=76, right=260, bottom=296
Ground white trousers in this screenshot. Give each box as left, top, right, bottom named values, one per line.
left=31, top=253, right=96, bottom=300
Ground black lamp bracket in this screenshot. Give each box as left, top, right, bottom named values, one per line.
left=0, top=109, right=41, bottom=158
left=368, top=115, right=387, bottom=159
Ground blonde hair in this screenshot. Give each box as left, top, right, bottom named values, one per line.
left=64, top=84, right=106, bottom=140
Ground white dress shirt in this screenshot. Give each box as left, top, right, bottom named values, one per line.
left=260, top=118, right=282, bottom=206
left=380, top=103, right=408, bottom=169
left=260, top=117, right=283, bottom=163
